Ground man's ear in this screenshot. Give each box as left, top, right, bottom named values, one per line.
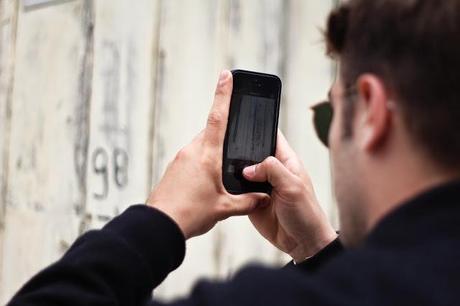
left=355, top=74, right=392, bottom=151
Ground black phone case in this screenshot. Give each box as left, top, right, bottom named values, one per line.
left=222, top=69, right=282, bottom=195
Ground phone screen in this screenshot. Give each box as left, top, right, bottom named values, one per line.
left=226, top=94, right=275, bottom=164
left=222, top=70, right=281, bottom=195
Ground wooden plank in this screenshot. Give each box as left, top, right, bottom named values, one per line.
left=152, top=0, right=338, bottom=299
left=0, top=0, right=19, bottom=296
left=0, top=1, right=339, bottom=303
left=149, top=0, right=229, bottom=300
left=282, top=0, right=338, bottom=227
left=82, top=0, right=160, bottom=231
left=215, top=0, right=290, bottom=277
left=225, top=0, right=285, bottom=74
left=0, top=0, right=94, bottom=303
left=151, top=0, right=292, bottom=300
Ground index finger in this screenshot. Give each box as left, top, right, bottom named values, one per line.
left=275, top=130, right=298, bottom=163
left=204, top=70, right=233, bottom=146
left=275, top=130, right=307, bottom=178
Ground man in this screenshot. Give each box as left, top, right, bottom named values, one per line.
left=7, top=0, right=460, bottom=305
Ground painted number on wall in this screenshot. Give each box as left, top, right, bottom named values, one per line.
left=92, top=147, right=129, bottom=200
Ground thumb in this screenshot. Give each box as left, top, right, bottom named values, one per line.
left=242, top=156, right=292, bottom=188
left=229, top=193, right=271, bottom=216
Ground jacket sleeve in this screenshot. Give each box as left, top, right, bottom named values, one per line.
left=7, top=205, right=186, bottom=306
left=283, top=238, right=344, bottom=273
left=7, top=204, right=346, bottom=306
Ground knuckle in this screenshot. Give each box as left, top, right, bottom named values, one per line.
left=215, top=85, right=225, bottom=96
left=174, top=147, right=189, bottom=162
left=221, top=200, right=232, bottom=212
left=283, top=177, right=305, bottom=197
left=264, top=156, right=278, bottom=170
left=207, top=111, right=224, bottom=127
left=215, top=82, right=229, bottom=97
left=216, top=199, right=233, bottom=219
left=202, top=152, right=218, bottom=169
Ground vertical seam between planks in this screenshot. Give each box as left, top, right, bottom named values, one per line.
left=0, top=0, right=19, bottom=293
left=279, top=0, right=291, bottom=134
left=76, top=0, right=95, bottom=235
left=146, top=0, right=164, bottom=196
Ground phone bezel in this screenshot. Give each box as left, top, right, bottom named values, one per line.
left=222, top=69, right=282, bottom=195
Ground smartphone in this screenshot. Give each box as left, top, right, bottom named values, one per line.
left=222, top=69, right=282, bottom=195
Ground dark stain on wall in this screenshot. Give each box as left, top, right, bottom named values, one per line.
left=74, top=0, right=94, bottom=232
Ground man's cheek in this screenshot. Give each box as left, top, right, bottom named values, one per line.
left=329, top=116, right=341, bottom=151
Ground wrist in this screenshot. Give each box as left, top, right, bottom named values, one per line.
left=289, top=227, right=338, bottom=263
left=146, top=200, right=192, bottom=240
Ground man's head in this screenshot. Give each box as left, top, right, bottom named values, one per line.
left=324, top=0, right=460, bottom=247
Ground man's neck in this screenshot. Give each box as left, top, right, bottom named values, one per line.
left=363, top=150, right=459, bottom=236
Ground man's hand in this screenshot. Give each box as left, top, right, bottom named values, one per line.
left=147, top=71, right=269, bottom=239
left=243, top=132, right=337, bottom=262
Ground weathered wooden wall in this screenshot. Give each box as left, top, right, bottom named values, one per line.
left=0, top=0, right=336, bottom=303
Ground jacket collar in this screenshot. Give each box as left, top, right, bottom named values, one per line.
left=365, top=179, right=460, bottom=247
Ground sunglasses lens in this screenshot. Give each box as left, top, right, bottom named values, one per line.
left=312, top=102, right=333, bottom=147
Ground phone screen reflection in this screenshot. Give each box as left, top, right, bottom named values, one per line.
left=227, top=94, right=275, bottom=166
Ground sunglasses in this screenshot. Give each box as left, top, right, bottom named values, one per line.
left=311, top=85, right=359, bottom=148
left=312, top=101, right=333, bottom=148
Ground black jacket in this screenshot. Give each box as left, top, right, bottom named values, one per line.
left=7, top=180, right=460, bottom=306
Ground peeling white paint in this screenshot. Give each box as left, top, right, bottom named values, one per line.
left=0, top=0, right=336, bottom=303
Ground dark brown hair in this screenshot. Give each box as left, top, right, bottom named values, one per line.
left=325, top=0, right=460, bottom=169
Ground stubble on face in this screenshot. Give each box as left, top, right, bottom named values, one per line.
left=329, top=82, right=368, bottom=248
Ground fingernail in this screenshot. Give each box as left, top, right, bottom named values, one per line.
left=243, top=165, right=256, bottom=178
left=218, top=70, right=230, bottom=85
